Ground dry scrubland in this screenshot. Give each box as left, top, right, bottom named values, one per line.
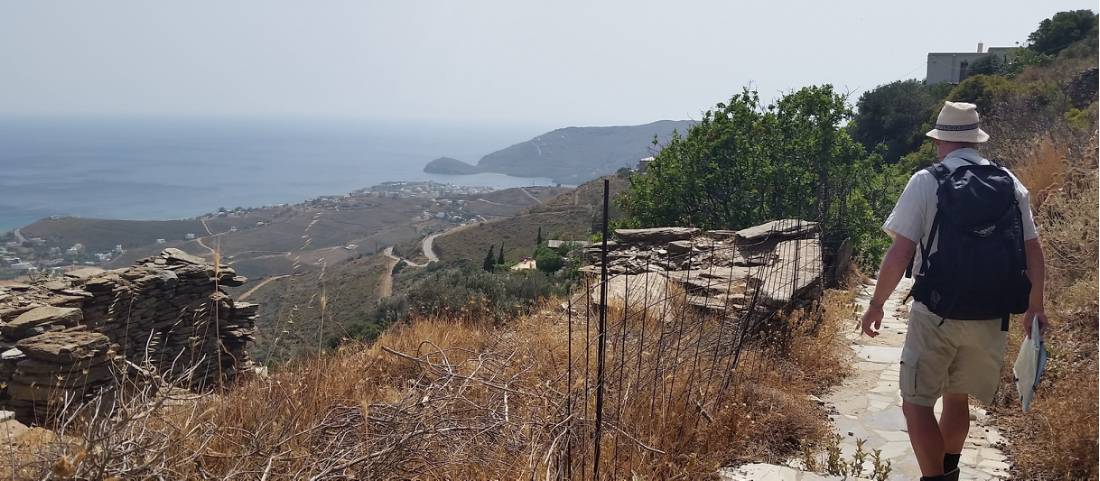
left=432, top=175, right=629, bottom=263
left=8, top=273, right=862, bottom=480
left=995, top=128, right=1098, bottom=480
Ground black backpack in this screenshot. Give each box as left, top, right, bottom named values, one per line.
left=908, top=160, right=1031, bottom=325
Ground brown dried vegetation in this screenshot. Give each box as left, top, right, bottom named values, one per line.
left=996, top=126, right=1098, bottom=481
left=8, top=273, right=861, bottom=479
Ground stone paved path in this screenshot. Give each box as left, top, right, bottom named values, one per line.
left=722, top=278, right=1011, bottom=481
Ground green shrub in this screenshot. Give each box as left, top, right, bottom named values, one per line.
left=534, top=247, right=565, bottom=273
left=620, top=86, right=907, bottom=268
left=849, top=80, right=948, bottom=164
left=344, top=260, right=564, bottom=341
left=946, top=75, right=1018, bottom=113
left=1027, top=9, right=1099, bottom=56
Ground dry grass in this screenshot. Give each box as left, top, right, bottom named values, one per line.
left=10, top=271, right=862, bottom=480
left=994, top=127, right=1099, bottom=480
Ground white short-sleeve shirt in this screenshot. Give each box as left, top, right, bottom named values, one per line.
left=883, top=148, right=1039, bottom=294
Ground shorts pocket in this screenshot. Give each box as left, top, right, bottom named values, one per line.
left=900, top=348, right=920, bottom=396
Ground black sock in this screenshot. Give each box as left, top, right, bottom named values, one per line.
left=920, top=476, right=945, bottom=481
left=944, top=452, right=961, bottom=472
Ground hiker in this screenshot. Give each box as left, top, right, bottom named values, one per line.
left=859, top=101, right=1048, bottom=481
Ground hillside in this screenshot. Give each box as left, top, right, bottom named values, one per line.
left=425, top=120, right=692, bottom=184
left=241, top=252, right=395, bottom=362
left=11, top=221, right=854, bottom=480
left=422, top=156, right=480, bottom=175
left=970, top=31, right=1098, bottom=480
left=431, top=173, right=630, bottom=263
left=215, top=185, right=571, bottom=359
left=6, top=10, right=1096, bottom=481
left=20, top=217, right=207, bottom=253
left=103, top=196, right=435, bottom=279
left=7, top=182, right=555, bottom=283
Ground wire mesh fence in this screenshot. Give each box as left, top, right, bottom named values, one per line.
left=538, top=180, right=832, bottom=480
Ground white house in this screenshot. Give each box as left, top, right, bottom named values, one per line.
left=927, top=43, right=1018, bottom=85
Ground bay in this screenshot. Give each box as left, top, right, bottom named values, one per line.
left=0, top=117, right=554, bottom=232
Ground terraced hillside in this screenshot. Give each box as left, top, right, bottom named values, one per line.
left=432, top=173, right=630, bottom=263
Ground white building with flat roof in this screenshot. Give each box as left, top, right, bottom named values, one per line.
left=927, top=43, right=1018, bottom=85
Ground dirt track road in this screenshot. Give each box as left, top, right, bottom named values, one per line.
left=378, top=247, right=401, bottom=298
left=420, top=223, right=475, bottom=264
left=237, top=275, right=290, bottom=301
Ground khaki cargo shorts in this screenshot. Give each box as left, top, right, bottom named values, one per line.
left=899, top=306, right=1008, bottom=407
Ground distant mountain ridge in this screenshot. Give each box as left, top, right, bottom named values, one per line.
left=424, top=120, right=693, bottom=184
left=424, top=156, right=481, bottom=175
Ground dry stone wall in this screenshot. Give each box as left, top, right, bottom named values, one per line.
left=0, top=248, right=256, bottom=423
left=583, top=219, right=826, bottom=322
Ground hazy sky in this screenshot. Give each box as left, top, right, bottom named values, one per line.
left=2, top=1, right=1094, bottom=128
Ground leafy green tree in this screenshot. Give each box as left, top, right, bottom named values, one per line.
left=344, top=260, right=565, bottom=342
left=498, top=241, right=505, bottom=265
left=946, top=75, right=1017, bottom=114
left=849, top=80, right=947, bottom=163
left=998, top=48, right=1054, bottom=77
left=483, top=245, right=495, bottom=272
left=534, top=247, right=564, bottom=273
left=1028, top=10, right=1099, bottom=56
left=536, top=226, right=543, bottom=246
left=967, top=54, right=1003, bottom=77
left=621, top=86, right=907, bottom=266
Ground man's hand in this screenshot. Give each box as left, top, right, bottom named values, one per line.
left=1023, top=309, right=1050, bottom=338
left=861, top=304, right=884, bottom=337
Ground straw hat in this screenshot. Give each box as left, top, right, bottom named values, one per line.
left=926, top=101, right=989, bottom=143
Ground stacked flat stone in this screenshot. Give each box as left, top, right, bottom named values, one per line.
left=583, top=220, right=824, bottom=324
left=0, top=248, right=256, bottom=424
left=1, top=331, right=118, bottom=421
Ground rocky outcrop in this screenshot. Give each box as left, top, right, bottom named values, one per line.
left=1067, top=67, right=1098, bottom=109
left=613, top=227, right=700, bottom=244
left=423, top=156, right=482, bottom=175
left=583, top=220, right=823, bottom=326
left=0, top=249, right=257, bottom=423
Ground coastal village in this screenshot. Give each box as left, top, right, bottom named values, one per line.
left=0, top=181, right=519, bottom=281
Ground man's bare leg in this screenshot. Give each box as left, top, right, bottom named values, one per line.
left=903, top=400, right=945, bottom=476
left=939, top=393, right=970, bottom=470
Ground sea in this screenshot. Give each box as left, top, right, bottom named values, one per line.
left=0, top=117, right=555, bottom=232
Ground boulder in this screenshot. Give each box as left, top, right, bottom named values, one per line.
left=156, top=269, right=179, bottom=288
left=221, top=276, right=248, bottom=287
left=705, top=230, right=739, bottom=240
left=1, top=348, right=25, bottom=361
left=16, top=331, right=111, bottom=364
left=757, top=239, right=822, bottom=306
left=666, top=240, right=693, bottom=254
left=14, top=357, right=106, bottom=375
left=614, top=227, right=699, bottom=244
left=6, top=382, right=88, bottom=404
left=734, top=219, right=819, bottom=244
left=162, top=248, right=206, bottom=265
left=83, top=275, right=120, bottom=291
left=65, top=267, right=106, bottom=281
left=41, top=280, right=71, bottom=292
left=12, top=364, right=114, bottom=387
left=2, top=307, right=83, bottom=339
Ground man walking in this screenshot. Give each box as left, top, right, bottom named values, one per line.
left=860, top=101, right=1048, bottom=481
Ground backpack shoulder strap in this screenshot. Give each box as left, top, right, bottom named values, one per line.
left=919, top=211, right=941, bottom=273
left=926, top=163, right=951, bottom=181
left=908, top=164, right=948, bottom=278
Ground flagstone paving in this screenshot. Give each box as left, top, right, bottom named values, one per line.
left=721, top=278, right=1010, bottom=481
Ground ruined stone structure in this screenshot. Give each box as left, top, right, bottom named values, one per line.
left=0, top=248, right=256, bottom=423
left=583, top=219, right=828, bottom=319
